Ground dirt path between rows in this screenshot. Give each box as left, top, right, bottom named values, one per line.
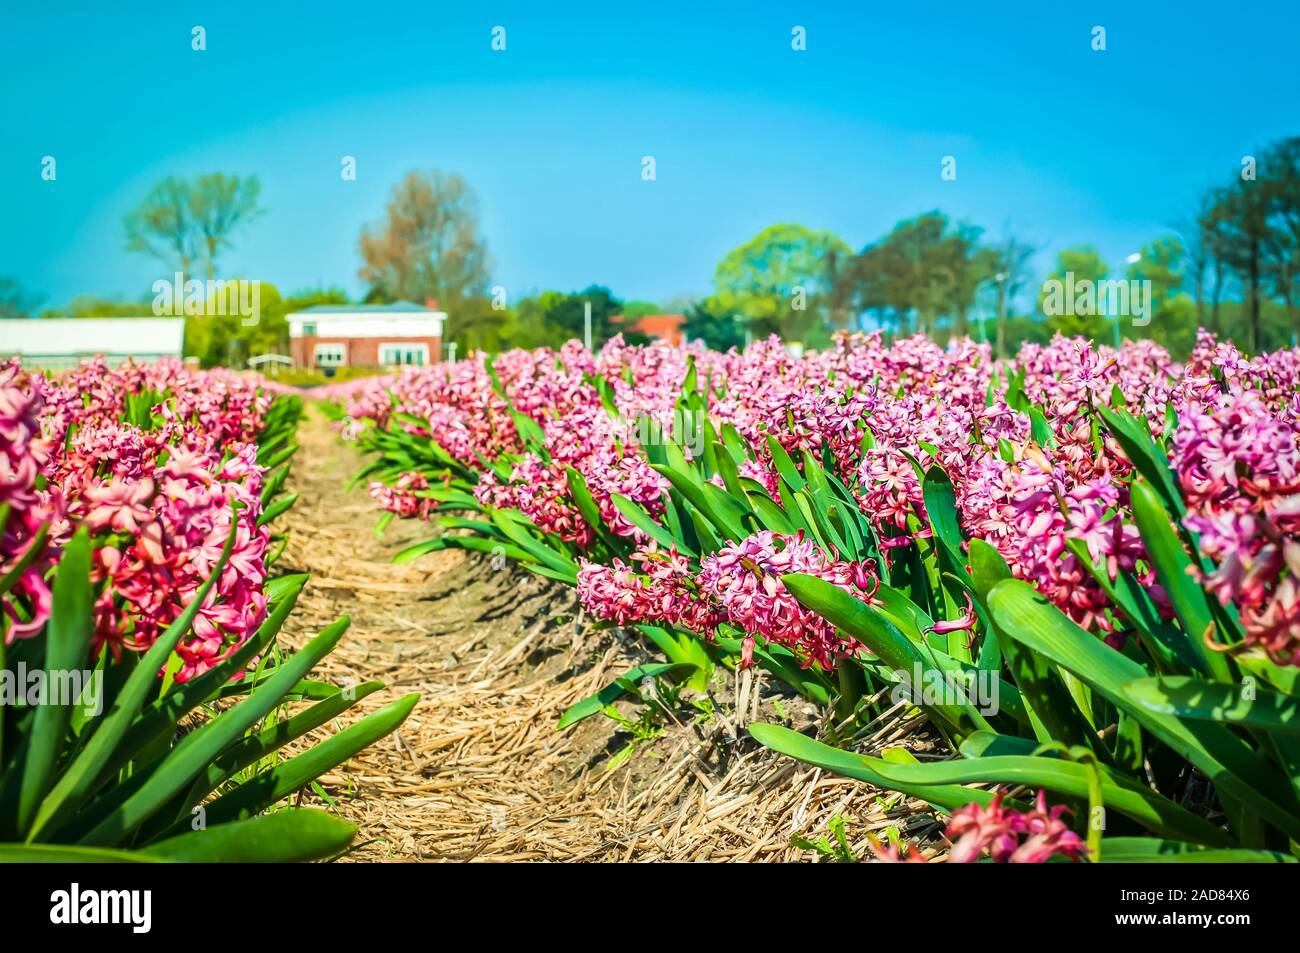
left=278, top=404, right=938, bottom=861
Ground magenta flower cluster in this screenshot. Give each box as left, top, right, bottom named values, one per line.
left=341, top=327, right=1300, bottom=667
left=944, top=790, right=1088, bottom=863
left=0, top=363, right=60, bottom=639
left=696, top=531, right=876, bottom=669
left=1, top=358, right=276, bottom=681
left=576, top=530, right=876, bottom=669
left=872, top=789, right=1087, bottom=863
left=577, top=542, right=726, bottom=635
left=370, top=471, right=435, bottom=520
left=1176, top=386, right=1300, bottom=663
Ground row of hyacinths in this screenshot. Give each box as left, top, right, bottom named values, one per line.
left=342, top=331, right=1300, bottom=670
left=337, top=329, right=1300, bottom=862
left=2, top=357, right=275, bottom=681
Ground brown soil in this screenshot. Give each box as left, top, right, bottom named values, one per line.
left=278, top=404, right=939, bottom=861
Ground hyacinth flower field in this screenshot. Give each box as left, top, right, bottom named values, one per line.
left=323, top=329, right=1300, bottom=864
left=7, top=331, right=1300, bottom=868
left=0, top=359, right=416, bottom=861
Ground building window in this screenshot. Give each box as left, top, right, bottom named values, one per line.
left=379, top=343, right=428, bottom=367
left=302, top=322, right=317, bottom=336
left=314, top=343, right=346, bottom=367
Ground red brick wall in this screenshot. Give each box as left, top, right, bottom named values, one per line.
left=292, top=336, right=442, bottom=368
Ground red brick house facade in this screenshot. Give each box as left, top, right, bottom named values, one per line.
left=287, top=301, right=445, bottom=371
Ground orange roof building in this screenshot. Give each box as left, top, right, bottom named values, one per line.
left=612, top=313, right=685, bottom=346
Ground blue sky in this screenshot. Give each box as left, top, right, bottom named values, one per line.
left=2, top=1, right=1297, bottom=312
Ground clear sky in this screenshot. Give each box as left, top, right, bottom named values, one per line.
left=3, top=1, right=1297, bottom=312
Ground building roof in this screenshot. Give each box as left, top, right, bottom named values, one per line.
left=617, top=313, right=685, bottom=345
left=292, top=301, right=435, bottom=315
left=286, top=303, right=445, bottom=341
left=0, top=317, right=185, bottom=356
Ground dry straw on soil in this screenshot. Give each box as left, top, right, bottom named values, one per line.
left=278, top=407, right=945, bottom=861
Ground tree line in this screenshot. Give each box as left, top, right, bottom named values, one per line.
left=5, top=135, right=1296, bottom=362
left=690, top=136, right=1300, bottom=357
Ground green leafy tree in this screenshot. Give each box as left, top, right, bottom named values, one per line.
left=43, top=295, right=154, bottom=318
left=1126, top=236, right=1196, bottom=354
left=1195, top=138, right=1300, bottom=351
left=1197, top=196, right=1237, bottom=336
left=510, top=291, right=567, bottom=349
left=545, top=284, right=624, bottom=347
left=1039, top=246, right=1110, bottom=339
left=1262, top=138, right=1300, bottom=336
left=682, top=297, right=746, bottom=351
left=495, top=286, right=628, bottom=352
left=1001, top=313, right=1053, bottom=350
left=838, top=212, right=983, bottom=339
left=619, top=300, right=662, bottom=320
left=186, top=282, right=282, bottom=367
left=185, top=283, right=349, bottom=368
left=712, top=224, right=851, bottom=342
left=1128, top=236, right=1185, bottom=309
left=445, top=295, right=520, bottom=356
left=1209, top=182, right=1272, bottom=352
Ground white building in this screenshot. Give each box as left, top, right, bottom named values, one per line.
left=0, top=318, right=186, bottom=369
left=286, top=301, right=446, bottom=370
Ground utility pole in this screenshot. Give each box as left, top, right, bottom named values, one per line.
left=1119, top=252, right=1141, bottom=349
left=584, top=301, right=593, bottom=352
left=994, top=272, right=1007, bottom=360
left=735, top=314, right=751, bottom=348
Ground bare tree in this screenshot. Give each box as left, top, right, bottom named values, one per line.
left=1173, top=202, right=1211, bottom=330
left=124, top=173, right=263, bottom=281
left=1207, top=182, right=1271, bottom=352
left=946, top=222, right=999, bottom=339
left=190, top=173, right=264, bottom=280
left=358, top=170, right=490, bottom=311
left=1263, top=138, right=1300, bottom=337
left=0, top=276, right=42, bottom=319
left=991, top=234, right=1034, bottom=359
left=124, top=177, right=201, bottom=279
